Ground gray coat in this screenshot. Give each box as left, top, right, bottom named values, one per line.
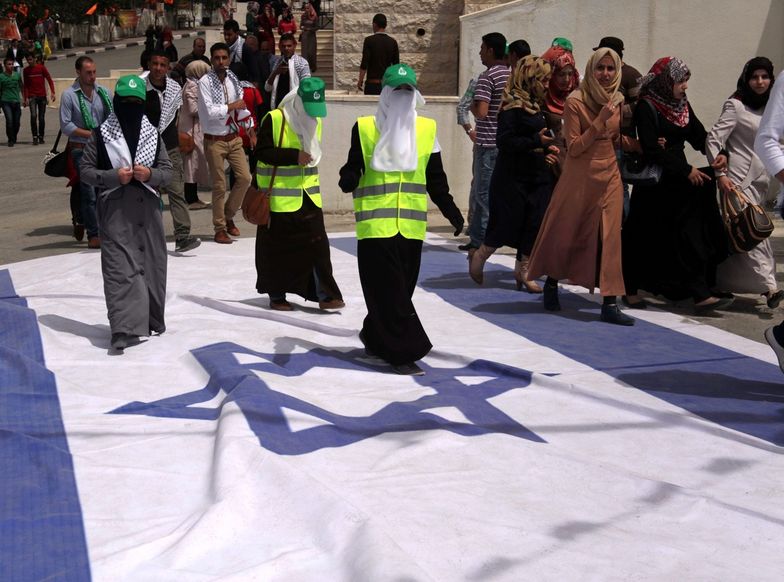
left=80, top=131, right=173, bottom=337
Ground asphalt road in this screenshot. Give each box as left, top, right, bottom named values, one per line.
left=1, top=40, right=782, bottom=347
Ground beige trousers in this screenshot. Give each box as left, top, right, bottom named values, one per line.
left=204, top=136, right=252, bottom=232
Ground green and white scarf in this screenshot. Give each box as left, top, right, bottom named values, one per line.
left=77, top=85, right=113, bottom=130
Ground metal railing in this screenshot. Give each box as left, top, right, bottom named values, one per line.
left=317, top=0, right=333, bottom=30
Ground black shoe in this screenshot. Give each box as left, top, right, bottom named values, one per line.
left=7, top=141, right=12, bottom=147
left=764, top=326, right=784, bottom=374
left=767, top=290, right=784, bottom=309
left=621, top=296, right=649, bottom=310
left=458, top=243, right=477, bottom=251
left=358, top=330, right=376, bottom=357
left=392, top=362, right=425, bottom=376
left=600, top=303, right=635, bottom=326
left=175, top=236, right=201, bottom=253
left=38, top=136, right=44, bottom=144
left=543, top=283, right=560, bottom=311
left=111, top=333, right=129, bottom=351
left=32, top=137, right=38, bottom=145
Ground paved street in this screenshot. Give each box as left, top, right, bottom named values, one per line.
left=1, top=40, right=782, bottom=347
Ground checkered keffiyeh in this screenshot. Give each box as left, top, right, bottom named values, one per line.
left=207, top=69, right=243, bottom=109
left=99, top=112, right=159, bottom=169
left=157, top=77, right=183, bottom=133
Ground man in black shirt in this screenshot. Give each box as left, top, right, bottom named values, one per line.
left=145, top=50, right=200, bottom=253
left=357, top=13, right=399, bottom=96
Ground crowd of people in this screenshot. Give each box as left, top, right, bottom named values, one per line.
left=10, top=11, right=782, bottom=373
left=459, top=32, right=784, bottom=333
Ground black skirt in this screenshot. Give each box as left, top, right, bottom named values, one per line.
left=255, top=195, right=342, bottom=302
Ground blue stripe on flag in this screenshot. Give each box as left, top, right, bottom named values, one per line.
left=0, top=269, right=91, bottom=581
left=331, top=238, right=784, bottom=446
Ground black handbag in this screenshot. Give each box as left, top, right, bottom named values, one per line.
left=43, top=131, right=68, bottom=178
left=619, top=99, right=663, bottom=186
left=720, top=185, right=774, bottom=253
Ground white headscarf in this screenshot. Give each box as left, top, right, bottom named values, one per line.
left=278, top=86, right=321, bottom=167
left=370, top=84, right=426, bottom=172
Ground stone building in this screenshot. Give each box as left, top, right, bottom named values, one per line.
left=333, top=0, right=515, bottom=95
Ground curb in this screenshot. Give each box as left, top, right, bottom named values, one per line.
left=46, top=30, right=206, bottom=62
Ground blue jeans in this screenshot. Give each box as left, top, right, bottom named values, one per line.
left=70, top=146, right=98, bottom=239
left=467, top=145, right=498, bottom=247
left=0, top=101, right=21, bottom=143
left=28, top=96, right=47, bottom=139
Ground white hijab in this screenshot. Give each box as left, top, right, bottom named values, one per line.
left=278, top=86, right=321, bottom=167
left=370, top=85, right=426, bottom=172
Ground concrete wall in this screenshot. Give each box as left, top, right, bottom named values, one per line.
left=333, top=0, right=465, bottom=95
left=459, top=0, right=784, bottom=140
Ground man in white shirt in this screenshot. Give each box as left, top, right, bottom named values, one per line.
left=197, top=42, right=252, bottom=244
left=754, top=76, right=784, bottom=371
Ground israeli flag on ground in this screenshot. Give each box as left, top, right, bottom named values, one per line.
left=2, top=234, right=783, bottom=581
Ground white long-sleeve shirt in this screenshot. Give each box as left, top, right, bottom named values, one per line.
left=754, top=76, right=784, bottom=178
left=196, top=72, right=242, bottom=136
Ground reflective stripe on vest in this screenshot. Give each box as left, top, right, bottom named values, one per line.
left=354, top=115, right=436, bottom=241
left=256, top=109, right=322, bottom=212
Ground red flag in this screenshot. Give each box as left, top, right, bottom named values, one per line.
left=85, top=3, right=98, bottom=15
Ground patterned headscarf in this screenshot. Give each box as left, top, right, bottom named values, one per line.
left=732, top=56, right=775, bottom=110
left=580, top=48, right=624, bottom=114
left=540, top=46, right=579, bottom=115
left=501, top=56, right=552, bottom=114
left=640, top=56, right=691, bottom=127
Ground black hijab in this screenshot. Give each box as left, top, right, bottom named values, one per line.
left=113, top=94, right=146, bottom=158
left=733, top=57, right=775, bottom=110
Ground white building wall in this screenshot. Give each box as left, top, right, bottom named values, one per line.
left=460, top=0, right=784, bottom=144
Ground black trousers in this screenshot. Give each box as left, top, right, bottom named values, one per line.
left=364, top=82, right=382, bottom=96
left=357, top=235, right=432, bottom=365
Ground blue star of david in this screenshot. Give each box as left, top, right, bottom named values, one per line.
left=111, top=340, right=545, bottom=454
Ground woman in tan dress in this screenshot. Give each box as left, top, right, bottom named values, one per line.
left=528, top=47, right=640, bottom=325
left=179, top=60, right=211, bottom=209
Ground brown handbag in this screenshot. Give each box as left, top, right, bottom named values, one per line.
left=720, top=184, right=774, bottom=253
left=178, top=131, right=195, bottom=154
left=242, top=115, right=286, bottom=227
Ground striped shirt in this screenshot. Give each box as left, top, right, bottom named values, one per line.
left=473, top=64, right=509, bottom=147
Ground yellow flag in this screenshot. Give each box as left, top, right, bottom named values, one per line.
left=43, top=36, right=52, bottom=59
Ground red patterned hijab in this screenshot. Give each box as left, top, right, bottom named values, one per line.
left=540, top=46, right=579, bottom=115
left=640, top=57, right=691, bottom=127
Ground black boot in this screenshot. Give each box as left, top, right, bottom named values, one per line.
left=543, top=278, right=560, bottom=311
left=600, top=300, right=635, bottom=326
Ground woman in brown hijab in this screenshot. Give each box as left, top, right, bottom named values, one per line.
left=469, top=55, right=556, bottom=292
left=528, top=48, right=640, bottom=325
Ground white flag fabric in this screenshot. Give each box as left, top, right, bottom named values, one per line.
left=1, top=233, right=783, bottom=581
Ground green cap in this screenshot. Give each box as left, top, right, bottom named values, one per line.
left=297, top=77, right=327, bottom=117
left=382, top=63, right=417, bottom=89
left=115, top=75, right=146, bottom=101
left=551, top=37, right=573, bottom=52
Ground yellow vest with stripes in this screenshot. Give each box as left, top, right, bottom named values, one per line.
left=256, top=109, right=322, bottom=212
left=354, top=115, right=436, bottom=240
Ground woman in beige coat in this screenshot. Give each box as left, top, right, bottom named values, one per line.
left=528, top=48, right=640, bottom=325
left=179, top=60, right=211, bottom=209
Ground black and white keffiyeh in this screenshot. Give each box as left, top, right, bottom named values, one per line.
left=207, top=68, right=243, bottom=107
left=155, top=77, right=183, bottom=133
left=99, top=112, right=160, bottom=194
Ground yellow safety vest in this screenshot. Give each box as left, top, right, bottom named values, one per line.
left=353, top=115, right=436, bottom=240
left=256, top=109, right=322, bottom=212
